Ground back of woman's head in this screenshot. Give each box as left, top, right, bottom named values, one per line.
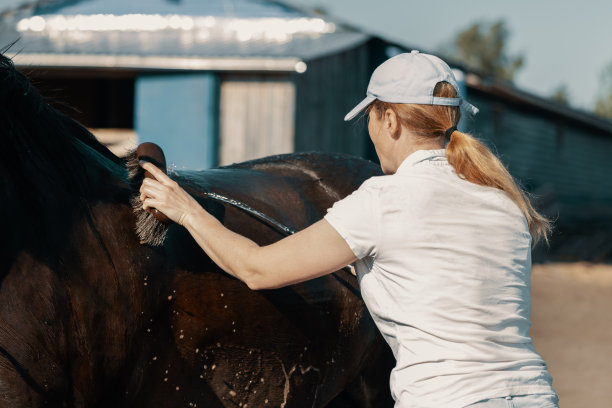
left=369, top=82, right=551, bottom=245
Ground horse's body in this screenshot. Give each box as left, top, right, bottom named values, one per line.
left=1, top=53, right=394, bottom=407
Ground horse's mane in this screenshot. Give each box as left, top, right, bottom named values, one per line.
left=0, top=50, right=129, bottom=259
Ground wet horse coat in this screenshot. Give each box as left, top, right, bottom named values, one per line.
left=0, top=52, right=394, bottom=407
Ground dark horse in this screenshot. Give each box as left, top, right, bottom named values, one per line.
left=0, top=52, right=394, bottom=407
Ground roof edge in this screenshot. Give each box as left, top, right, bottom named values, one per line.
left=466, top=74, right=612, bottom=136
left=12, top=53, right=305, bottom=72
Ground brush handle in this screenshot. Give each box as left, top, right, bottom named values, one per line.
left=137, top=142, right=172, bottom=224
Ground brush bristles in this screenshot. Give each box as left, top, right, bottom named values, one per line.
left=126, top=151, right=169, bottom=246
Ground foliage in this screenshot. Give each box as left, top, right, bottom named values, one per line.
left=594, top=62, right=612, bottom=119
left=446, top=20, right=524, bottom=82
left=550, top=84, right=569, bottom=105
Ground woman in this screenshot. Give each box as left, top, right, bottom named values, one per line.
left=140, top=51, right=558, bottom=408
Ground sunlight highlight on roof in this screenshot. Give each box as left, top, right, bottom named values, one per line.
left=16, top=14, right=336, bottom=44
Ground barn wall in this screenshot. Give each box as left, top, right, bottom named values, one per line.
left=468, top=92, right=612, bottom=205
left=218, top=76, right=295, bottom=166
left=293, top=43, right=373, bottom=158
left=135, top=73, right=218, bottom=170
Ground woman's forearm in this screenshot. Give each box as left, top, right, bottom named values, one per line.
left=182, top=207, right=263, bottom=288
left=139, top=161, right=356, bottom=290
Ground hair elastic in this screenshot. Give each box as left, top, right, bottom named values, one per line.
left=444, top=126, right=457, bottom=139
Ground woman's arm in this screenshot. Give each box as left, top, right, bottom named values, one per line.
left=139, top=162, right=357, bottom=290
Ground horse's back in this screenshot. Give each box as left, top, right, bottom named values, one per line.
left=177, top=152, right=381, bottom=240
left=135, top=152, right=393, bottom=408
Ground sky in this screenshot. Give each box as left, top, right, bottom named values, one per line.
left=285, top=0, right=612, bottom=112
left=1, top=0, right=610, bottom=112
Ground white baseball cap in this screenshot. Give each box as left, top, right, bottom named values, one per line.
left=344, top=50, right=479, bottom=121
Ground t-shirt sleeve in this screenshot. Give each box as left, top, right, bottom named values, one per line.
left=324, top=179, right=380, bottom=259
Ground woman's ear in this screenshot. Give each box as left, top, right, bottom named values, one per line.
left=384, top=108, right=401, bottom=140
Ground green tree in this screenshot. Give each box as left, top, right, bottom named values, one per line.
left=550, top=84, right=569, bottom=105
left=595, top=62, right=612, bottom=119
left=446, top=20, right=524, bottom=82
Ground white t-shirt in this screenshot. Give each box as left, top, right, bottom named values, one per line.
left=324, top=149, right=556, bottom=408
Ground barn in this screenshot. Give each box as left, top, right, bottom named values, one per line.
left=1, top=0, right=611, bottom=259
left=0, top=0, right=386, bottom=168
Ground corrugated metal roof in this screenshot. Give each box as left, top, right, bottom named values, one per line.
left=0, top=0, right=369, bottom=71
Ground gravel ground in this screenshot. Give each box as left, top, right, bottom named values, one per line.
left=531, top=263, right=612, bottom=408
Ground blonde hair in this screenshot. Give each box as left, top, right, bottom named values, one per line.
left=369, top=82, right=551, bottom=245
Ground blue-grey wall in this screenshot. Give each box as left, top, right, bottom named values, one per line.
left=135, top=73, right=218, bottom=170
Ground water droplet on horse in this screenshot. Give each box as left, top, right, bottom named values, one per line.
left=195, top=348, right=199, bottom=353
left=220, top=292, right=224, bottom=297
left=224, top=305, right=228, bottom=309
left=179, top=334, right=184, bottom=339
left=229, top=390, right=237, bottom=397
left=261, top=378, right=265, bottom=383
left=211, top=364, right=216, bottom=370
left=265, top=399, right=269, bottom=404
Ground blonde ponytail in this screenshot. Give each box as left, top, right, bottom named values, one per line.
left=446, top=130, right=551, bottom=245
left=369, top=82, right=551, bottom=245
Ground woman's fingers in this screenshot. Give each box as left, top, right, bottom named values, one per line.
left=140, top=161, right=175, bottom=186
left=139, top=179, right=167, bottom=202
left=140, top=178, right=164, bottom=194
left=142, top=197, right=165, bottom=212
left=138, top=163, right=202, bottom=225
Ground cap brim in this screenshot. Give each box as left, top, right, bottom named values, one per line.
left=461, top=99, right=479, bottom=116
left=344, top=95, right=376, bottom=121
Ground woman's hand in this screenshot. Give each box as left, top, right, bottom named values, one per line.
left=139, top=161, right=202, bottom=226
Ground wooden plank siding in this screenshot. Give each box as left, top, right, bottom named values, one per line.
left=219, top=76, right=296, bottom=166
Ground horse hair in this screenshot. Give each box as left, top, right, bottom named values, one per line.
left=1, top=48, right=129, bottom=256
left=126, top=151, right=170, bottom=246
